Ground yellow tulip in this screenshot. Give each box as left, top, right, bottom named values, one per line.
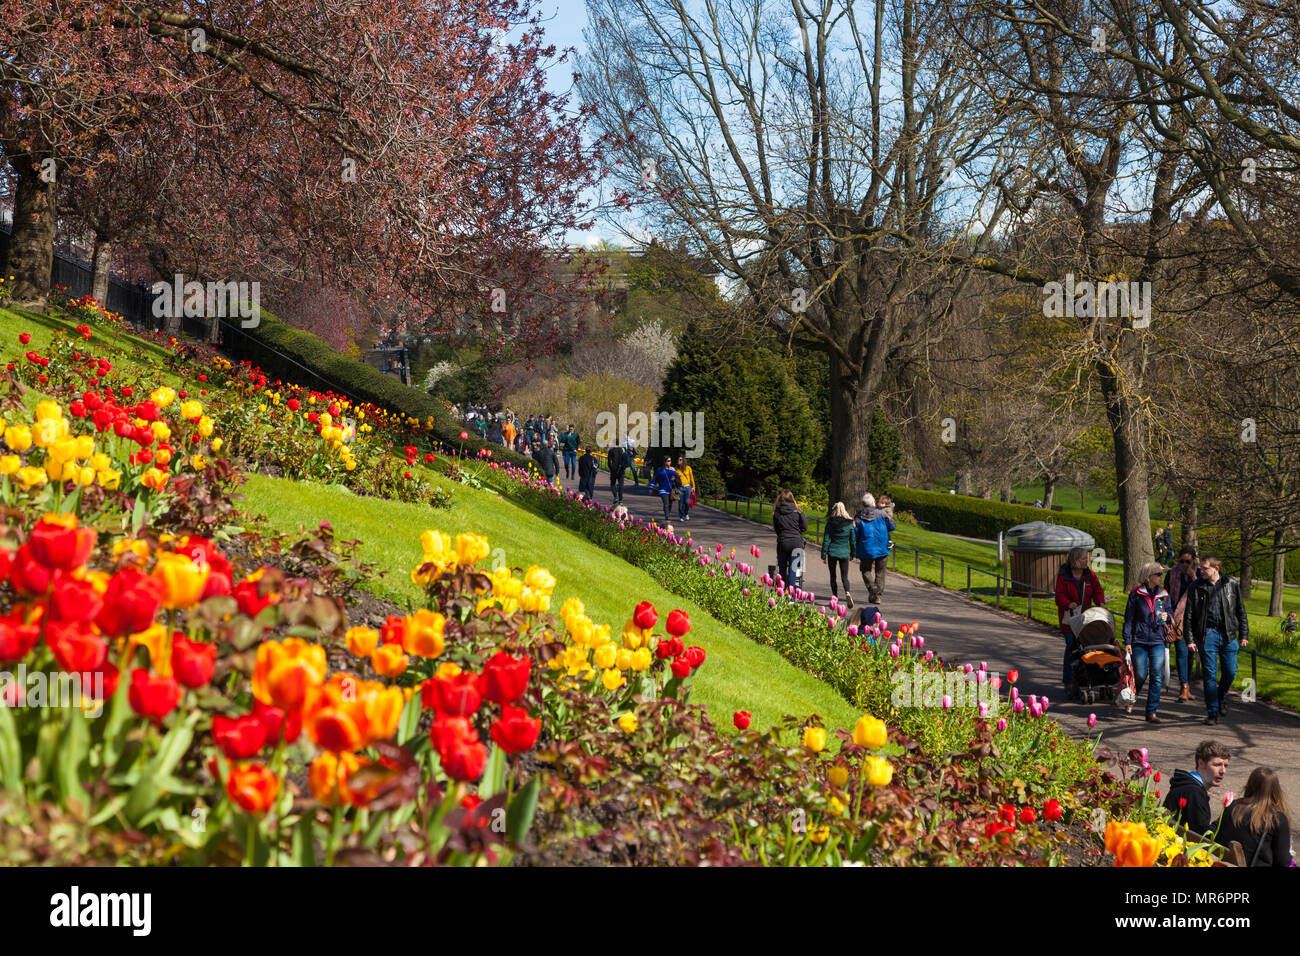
left=828, top=765, right=849, bottom=789
left=179, top=400, right=202, bottom=420
left=97, top=468, right=121, bottom=490
left=809, top=825, right=830, bottom=844
left=0, top=455, right=18, bottom=475
left=150, top=386, right=176, bottom=408
left=72, top=435, right=95, bottom=460
left=371, top=643, right=409, bottom=677
left=593, top=643, right=618, bottom=670
left=151, top=551, right=209, bottom=608
left=402, top=609, right=445, bottom=658
left=34, top=400, right=63, bottom=423
left=629, top=647, right=652, bottom=672
left=524, top=565, right=556, bottom=594
left=802, top=726, right=827, bottom=753
left=853, top=715, right=888, bottom=749
left=211, top=437, right=223, bottom=452
left=198, top=415, right=214, bottom=438
left=141, top=467, right=168, bottom=490
left=864, top=756, right=893, bottom=787
left=88, top=453, right=110, bottom=471
left=434, top=661, right=462, bottom=680
left=617, top=713, right=638, bottom=733
left=601, top=668, right=626, bottom=691
left=77, top=466, right=95, bottom=487
left=344, top=625, right=379, bottom=658
left=151, top=421, right=171, bottom=442
left=4, top=425, right=32, bottom=452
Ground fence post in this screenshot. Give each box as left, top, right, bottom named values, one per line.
left=914, top=549, right=919, bottom=578
left=966, top=566, right=971, bottom=597
left=1252, top=649, right=1257, bottom=692
left=996, top=577, right=1001, bottom=608
left=940, top=557, right=944, bottom=589
left=1027, top=591, right=1032, bottom=619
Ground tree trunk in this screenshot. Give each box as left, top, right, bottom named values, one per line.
left=1099, top=370, right=1155, bottom=584
left=827, top=353, right=872, bottom=507
left=90, top=235, right=113, bottom=305
left=1180, top=494, right=1199, bottom=552
left=1269, top=526, right=1287, bottom=618
left=956, top=469, right=972, bottom=496
left=1239, top=525, right=1253, bottom=600
left=1042, top=476, right=1055, bottom=509
left=6, top=156, right=56, bottom=306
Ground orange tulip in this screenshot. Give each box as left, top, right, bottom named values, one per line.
left=344, top=625, right=379, bottom=658
left=371, top=642, right=409, bottom=677
left=308, top=751, right=366, bottom=807
left=226, top=762, right=279, bottom=815
left=401, top=609, right=445, bottom=658
left=303, top=673, right=403, bottom=752
left=252, top=638, right=328, bottom=710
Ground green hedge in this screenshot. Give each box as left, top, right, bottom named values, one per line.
left=887, top=485, right=1299, bottom=583
left=217, top=311, right=532, bottom=468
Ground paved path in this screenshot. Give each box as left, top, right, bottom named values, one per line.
left=559, top=470, right=1300, bottom=840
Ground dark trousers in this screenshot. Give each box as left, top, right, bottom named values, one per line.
left=660, top=493, right=671, bottom=519
left=827, top=557, right=850, bottom=597
left=777, top=548, right=794, bottom=585
left=579, top=473, right=595, bottom=499
left=610, top=470, right=625, bottom=502
left=859, top=555, right=888, bottom=602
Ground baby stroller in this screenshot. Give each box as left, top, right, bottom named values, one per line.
left=1068, top=607, right=1123, bottom=704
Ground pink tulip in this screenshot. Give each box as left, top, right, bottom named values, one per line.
left=1139, top=747, right=1148, bottom=766
left=769, top=598, right=776, bottom=607
left=924, top=651, right=934, bottom=661
left=847, top=625, right=859, bottom=636
left=975, top=670, right=986, bottom=683
left=941, top=695, right=954, bottom=710
left=996, top=718, right=1007, bottom=731
left=978, top=702, right=989, bottom=718
left=1010, top=687, right=1019, bottom=701
left=743, top=588, right=750, bottom=596
left=963, top=663, right=973, bottom=674
left=1013, top=699, right=1025, bottom=714
left=889, top=643, right=900, bottom=658
left=1224, top=792, right=1236, bottom=806
left=1087, top=713, right=1097, bottom=728
left=915, top=637, right=924, bottom=649
left=980, top=661, right=987, bottom=671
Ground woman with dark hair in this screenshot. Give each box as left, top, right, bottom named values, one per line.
left=1215, top=768, right=1293, bottom=867
left=651, top=456, right=678, bottom=521
left=772, top=490, right=806, bottom=586
left=1054, top=545, right=1106, bottom=695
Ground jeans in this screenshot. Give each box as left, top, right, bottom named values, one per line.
left=660, top=493, right=671, bottom=519
left=562, top=449, right=577, bottom=476
left=827, top=556, right=850, bottom=597
left=1061, top=629, right=1076, bottom=686
left=1200, top=627, right=1239, bottom=717
left=678, top=484, right=692, bottom=518
left=1130, top=643, right=1166, bottom=716
left=1174, top=637, right=1191, bottom=686
left=610, top=470, right=625, bottom=502
left=859, top=556, right=888, bottom=602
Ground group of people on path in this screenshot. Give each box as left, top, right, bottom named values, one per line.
left=1054, top=545, right=1250, bottom=727
left=767, top=492, right=895, bottom=605
left=1163, top=740, right=1292, bottom=866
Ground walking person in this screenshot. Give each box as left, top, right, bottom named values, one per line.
left=1214, top=768, right=1293, bottom=867
left=577, top=447, right=597, bottom=501
left=1121, top=562, right=1171, bottom=722
left=1163, top=547, right=1198, bottom=702
left=1156, top=523, right=1175, bottom=565
left=772, top=490, right=807, bottom=587
left=533, top=439, right=560, bottom=488
left=1163, top=740, right=1231, bottom=836
left=1183, top=554, right=1250, bottom=726
left=820, top=502, right=856, bottom=608
left=502, top=415, right=516, bottom=449
left=1053, top=546, right=1107, bottom=696
left=607, top=444, right=626, bottom=504
left=675, top=455, right=695, bottom=521
left=652, top=456, right=678, bottom=521
left=852, top=494, right=895, bottom=605
left=621, top=435, right=640, bottom=489
left=561, top=424, right=580, bottom=479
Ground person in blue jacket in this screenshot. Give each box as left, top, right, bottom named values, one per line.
left=853, top=493, right=895, bottom=605
left=1122, top=561, right=1170, bottom=723
left=651, top=456, right=678, bottom=521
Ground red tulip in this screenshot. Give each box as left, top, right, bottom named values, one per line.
left=18, top=333, right=30, bottom=344
left=683, top=646, right=706, bottom=670
left=430, top=715, right=487, bottom=781
left=670, top=656, right=692, bottom=679
left=1006, top=669, right=1019, bottom=685
left=380, top=614, right=407, bottom=646
left=96, top=567, right=163, bottom=637
left=665, top=609, right=691, bottom=637
left=459, top=431, right=468, bottom=441
left=421, top=672, right=482, bottom=716
left=0, top=609, right=41, bottom=664
left=985, top=819, right=1015, bottom=843
left=46, top=622, right=108, bottom=673
left=489, top=705, right=542, bottom=754
left=479, top=651, right=530, bottom=704
left=733, top=710, right=752, bottom=730
left=999, top=803, right=1016, bottom=824
left=633, top=600, right=658, bottom=630
left=656, top=636, right=684, bottom=659
left=171, top=634, right=216, bottom=688
left=253, top=700, right=302, bottom=744
left=232, top=577, right=279, bottom=619
left=212, top=713, right=269, bottom=760
left=1043, top=798, right=1064, bottom=822
left=226, top=762, right=279, bottom=815
left=1179, top=797, right=1187, bottom=808
left=128, top=669, right=181, bottom=722
left=48, top=576, right=103, bottom=623
left=1019, top=806, right=1037, bottom=824
left=27, top=520, right=96, bottom=571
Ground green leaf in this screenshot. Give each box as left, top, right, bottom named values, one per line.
left=397, top=694, right=421, bottom=746
left=506, top=776, right=540, bottom=843
left=55, top=707, right=90, bottom=809
left=0, top=702, right=22, bottom=792
left=124, top=712, right=198, bottom=826
left=100, top=665, right=135, bottom=769
left=479, top=743, right=508, bottom=799
left=294, top=811, right=317, bottom=866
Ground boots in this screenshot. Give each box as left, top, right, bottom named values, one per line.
left=1179, top=684, right=1192, bottom=702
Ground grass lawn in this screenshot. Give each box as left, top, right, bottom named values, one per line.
left=703, top=493, right=1300, bottom=710
left=239, top=472, right=862, bottom=735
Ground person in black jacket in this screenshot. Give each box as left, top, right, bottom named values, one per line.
left=577, top=447, right=597, bottom=500
left=533, top=440, right=560, bottom=487
left=771, top=490, right=807, bottom=587
left=1183, top=554, right=1250, bottom=725
left=1163, top=740, right=1231, bottom=837
left=1215, top=767, right=1293, bottom=867
left=606, top=445, right=626, bottom=504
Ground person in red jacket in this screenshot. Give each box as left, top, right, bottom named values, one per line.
left=1054, top=546, right=1107, bottom=693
